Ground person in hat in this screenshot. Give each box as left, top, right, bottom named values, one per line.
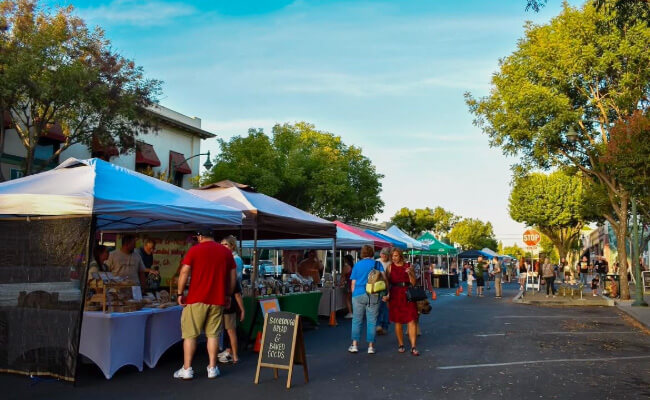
left=174, top=229, right=237, bottom=380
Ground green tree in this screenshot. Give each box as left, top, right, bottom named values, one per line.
left=448, top=218, right=498, bottom=251
left=0, top=0, right=161, bottom=176
left=509, top=171, right=593, bottom=263
left=390, top=206, right=459, bottom=237
left=503, top=244, right=526, bottom=260
left=466, top=1, right=650, bottom=299
left=202, top=122, right=384, bottom=222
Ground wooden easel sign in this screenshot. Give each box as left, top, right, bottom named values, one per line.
left=254, top=311, right=308, bottom=389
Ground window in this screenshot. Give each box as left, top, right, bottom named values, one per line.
left=173, top=172, right=184, bottom=187
left=10, top=169, right=24, bottom=180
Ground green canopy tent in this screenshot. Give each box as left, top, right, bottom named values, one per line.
left=416, top=232, right=458, bottom=288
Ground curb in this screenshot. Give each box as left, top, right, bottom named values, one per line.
left=513, top=291, right=614, bottom=307
left=615, top=301, right=650, bottom=330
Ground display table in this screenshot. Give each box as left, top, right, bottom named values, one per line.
left=79, top=309, right=153, bottom=379
left=318, top=287, right=346, bottom=316
left=432, top=274, right=459, bottom=288
left=241, top=291, right=322, bottom=340
left=143, top=306, right=183, bottom=368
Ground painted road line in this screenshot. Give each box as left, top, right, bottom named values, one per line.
left=494, top=315, right=620, bottom=319
left=437, top=355, right=650, bottom=370
left=474, top=331, right=640, bottom=337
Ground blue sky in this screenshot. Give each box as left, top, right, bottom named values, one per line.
left=54, top=0, right=578, bottom=247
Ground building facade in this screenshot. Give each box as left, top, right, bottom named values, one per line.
left=0, top=105, right=215, bottom=189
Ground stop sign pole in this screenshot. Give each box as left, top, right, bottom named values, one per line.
left=523, top=229, right=542, bottom=292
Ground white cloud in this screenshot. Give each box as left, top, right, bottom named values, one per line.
left=80, top=0, right=196, bottom=27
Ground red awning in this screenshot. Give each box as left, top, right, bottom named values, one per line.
left=334, top=220, right=392, bottom=249
left=92, top=136, right=119, bottom=159
left=169, top=151, right=191, bottom=175
left=2, top=111, right=11, bottom=129
left=40, top=123, right=66, bottom=142
left=136, top=142, right=161, bottom=167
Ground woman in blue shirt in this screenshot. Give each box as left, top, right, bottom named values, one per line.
left=348, top=245, right=386, bottom=354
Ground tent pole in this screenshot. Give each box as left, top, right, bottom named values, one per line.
left=447, top=254, right=450, bottom=288
left=238, top=226, right=243, bottom=256
left=73, top=215, right=97, bottom=385
left=252, top=228, right=258, bottom=291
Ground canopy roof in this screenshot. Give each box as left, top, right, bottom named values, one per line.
left=241, top=226, right=373, bottom=250
left=0, top=158, right=243, bottom=231
left=334, top=221, right=391, bottom=249
left=481, top=248, right=512, bottom=261
left=382, top=226, right=428, bottom=250
left=364, top=230, right=407, bottom=249
left=190, top=181, right=336, bottom=240
left=457, top=249, right=493, bottom=259
left=416, top=232, right=458, bottom=255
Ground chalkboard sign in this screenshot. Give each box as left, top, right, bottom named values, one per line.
left=254, top=311, right=308, bottom=389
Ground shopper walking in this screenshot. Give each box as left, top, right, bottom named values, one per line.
left=218, top=236, right=246, bottom=364
left=474, top=256, right=486, bottom=297
left=542, top=257, right=556, bottom=297
left=518, top=258, right=527, bottom=291
left=341, top=254, right=354, bottom=319
left=387, top=248, right=419, bottom=356
left=492, top=256, right=502, bottom=298
left=375, top=248, right=391, bottom=335
left=174, top=229, right=236, bottom=380
left=348, top=245, right=384, bottom=354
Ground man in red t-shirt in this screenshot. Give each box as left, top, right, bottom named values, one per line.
left=173, top=229, right=236, bottom=380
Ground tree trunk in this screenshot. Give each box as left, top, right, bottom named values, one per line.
left=611, top=198, right=631, bottom=300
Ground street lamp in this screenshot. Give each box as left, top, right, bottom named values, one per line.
left=170, top=150, right=213, bottom=185
left=566, top=126, right=579, bottom=143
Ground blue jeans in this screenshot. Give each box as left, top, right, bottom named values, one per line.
left=351, top=294, right=380, bottom=343
left=377, top=300, right=389, bottom=330
left=580, top=272, right=588, bottom=285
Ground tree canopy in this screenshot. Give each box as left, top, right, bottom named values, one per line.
left=509, top=171, right=594, bottom=261
left=201, top=122, right=384, bottom=222
left=390, top=206, right=459, bottom=238
left=466, top=1, right=650, bottom=299
left=0, top=0, right=161, bottom=176
left=448, top=218, right=498, bottom=251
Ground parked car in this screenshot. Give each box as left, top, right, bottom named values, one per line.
left=243, top=260, right=282, bottom=277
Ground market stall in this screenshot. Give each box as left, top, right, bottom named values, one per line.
left=334, top=220, right=392, bottom=249
left=0, top=158, right=243, bottom=382
left=239, top=226, right=373, bottom=317
left=416, top=232, right=459, bottom=288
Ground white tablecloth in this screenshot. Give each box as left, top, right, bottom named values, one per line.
left=144, top=306, right=183, bottom=368
left=318, top=287, right=347, bottom=316
left=79, top=309, right=153, bottom=379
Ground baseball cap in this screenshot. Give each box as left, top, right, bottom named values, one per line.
left=195, top=228, right=214, bottom=238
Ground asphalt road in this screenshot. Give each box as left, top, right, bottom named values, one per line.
left=4, top=282, right=650, bottom=400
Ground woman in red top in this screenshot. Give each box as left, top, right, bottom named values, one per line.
left=386, top=248, right=419, bottom=356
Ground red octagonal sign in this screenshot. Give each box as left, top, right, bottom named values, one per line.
left=523, top=229, right=541, bottom=247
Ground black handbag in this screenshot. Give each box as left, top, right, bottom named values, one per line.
left=406, top=285, right=427, bottom=302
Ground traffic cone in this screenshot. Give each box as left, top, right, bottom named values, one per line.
left=431, top=290, right=437, bottom=300
left=329, top=311, right=338, bottom=327
left=459, top=285, right=463, bottom=293
left=455, top=287, right=460, bottom=296
left=253, top=331, right=262, bottom=353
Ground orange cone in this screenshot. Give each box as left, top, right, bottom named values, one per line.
left=329, top=311, right=338, bottom=327
left=455, top=287, right=460, bottom=296
left=253, top=331, right=262, bottom=353
left=431, top=290, right=437, bottom=300
left=459, top=285, right=463, bottom=293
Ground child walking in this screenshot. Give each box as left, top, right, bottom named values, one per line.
left=591, top=274, right=600, bottom=297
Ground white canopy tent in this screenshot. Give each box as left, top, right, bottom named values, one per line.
left=240, top=226, right=373, bottom=250
left=0, top=158, right=243, bottom=231
left=381, top=226, right=429, bottom=250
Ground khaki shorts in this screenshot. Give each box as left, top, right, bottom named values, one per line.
left=181, top=303, right=224, bottom=339
left=223, top=312, right=237, bottom=331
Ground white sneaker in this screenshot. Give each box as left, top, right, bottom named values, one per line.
left=207, top=365, right=220, bottom=379
left=348, top=344, right=358, bottom=353
left=344, top=313, right=353, bottom=319
left=173, top=366, right=194, bottom=380
left=218, top=353, right=233, bottom=364
left=368, top=347, right=376, bottom=354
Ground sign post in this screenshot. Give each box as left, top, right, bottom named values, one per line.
left=523, top=230, right=541, bottom=292
left=254, top=311, right=308, bottom=389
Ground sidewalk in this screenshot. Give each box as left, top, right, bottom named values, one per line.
left=513, top=289, right=614, bottom=306
left=616, top=301, right=650, bottom=330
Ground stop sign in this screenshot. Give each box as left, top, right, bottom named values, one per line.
left=523, top=229, right=541, bottom=246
